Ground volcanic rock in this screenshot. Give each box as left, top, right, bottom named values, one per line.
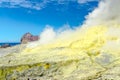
left=0, top=44, right=11, bottom=48
left=21, top=32, right=39, bottom=44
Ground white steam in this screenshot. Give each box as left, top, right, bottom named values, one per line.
left=27, top=25, right=56, bottom=47
left=84, top=0, right=120, bottom=26
left=39, top=25, right=56, bottom=44
left=27, top=24, right=73, bottom=47
left=27, top=0, right=120, bottom=48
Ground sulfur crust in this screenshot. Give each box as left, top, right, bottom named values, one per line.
left=0, top=25, right=120, bottom=79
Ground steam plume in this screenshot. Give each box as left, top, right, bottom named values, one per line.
left=27, top=0, right=120, bottom=49
left=84, top=0, right=120, bottom=26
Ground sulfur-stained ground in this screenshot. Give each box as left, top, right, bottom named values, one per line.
left=0, top=25, right=120, bottom=80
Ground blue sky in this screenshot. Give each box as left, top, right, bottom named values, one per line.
left=0, top=0, right=98, bottom=42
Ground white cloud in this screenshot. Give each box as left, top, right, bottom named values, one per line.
left=78, top=0, right=98, bottom=4
left=0, top=0, right=99, bottom=10
left=0, top=0, right=49, bottom=10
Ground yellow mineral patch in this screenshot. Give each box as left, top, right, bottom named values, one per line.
left=22, top=26, right=107, bottom=55
left=0, top=25, right=120, bottom=79
left=44, top=63, right=50, bottom=69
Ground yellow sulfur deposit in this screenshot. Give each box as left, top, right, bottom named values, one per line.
left=0, top=25, right=120, bottom=80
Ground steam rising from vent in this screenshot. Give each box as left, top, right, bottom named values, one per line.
left=84, top=0, right=120, bottom=26
left=27, top=0, right=120, bottom=48
left=27, top=24, right=73, bottom=47
left=27, top=25, right=56, bottom=47
left=39, top=25, right=56, bottom=44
